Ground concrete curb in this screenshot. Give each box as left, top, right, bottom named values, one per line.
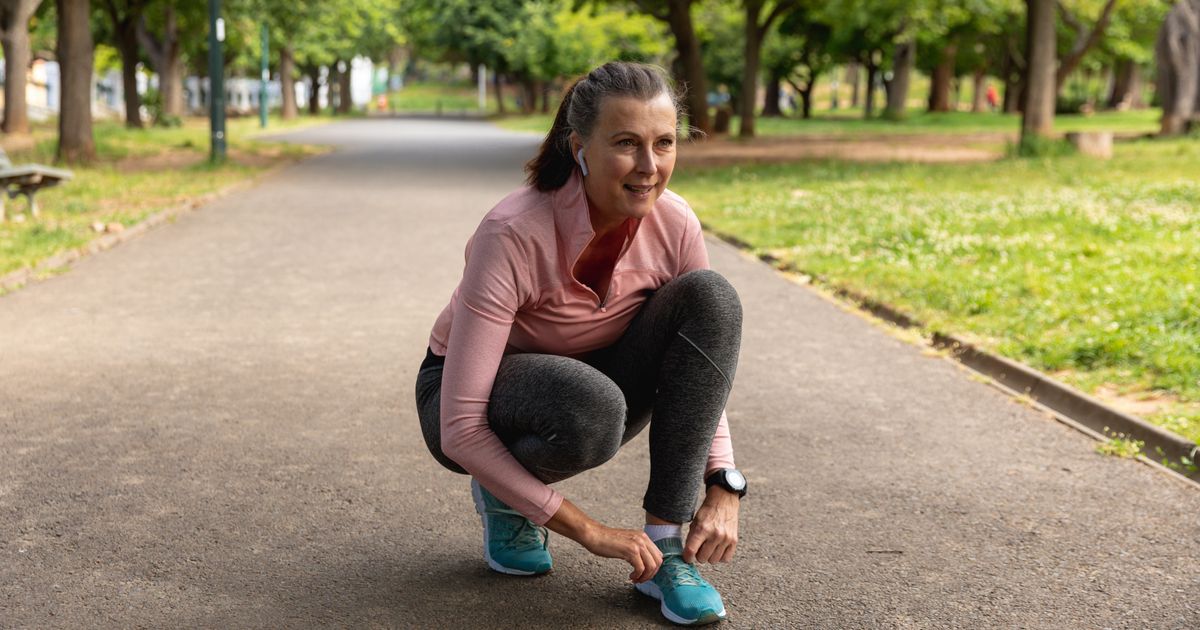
left=0, top=160, right=298, bottom=296
left=708, top=228, right=1200, bottom=485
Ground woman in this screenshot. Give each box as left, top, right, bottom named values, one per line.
left=415, top=61, right=746, bottom=626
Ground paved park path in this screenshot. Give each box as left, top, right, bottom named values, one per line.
left=2, top=119, right=1198, bottom=629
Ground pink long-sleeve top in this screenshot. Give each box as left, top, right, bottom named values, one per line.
left=428, top=171, right=735, bottom=525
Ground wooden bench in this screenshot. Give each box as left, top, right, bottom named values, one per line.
left=0, top=148, right=73, bottom=222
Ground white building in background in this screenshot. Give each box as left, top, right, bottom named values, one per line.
left=1, top=56, right=377, bottom=120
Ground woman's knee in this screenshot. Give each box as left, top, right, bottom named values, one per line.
left=494, top=355, right=627, bottom=468
left=671, top=269, right=743, bottom=324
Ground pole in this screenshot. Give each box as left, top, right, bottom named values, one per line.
left=260, top=23, right=269, bottom=129
left=208, top=0, right=226, bottom=163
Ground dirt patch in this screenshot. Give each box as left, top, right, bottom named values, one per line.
left=678, top=132, right=1011, bottom=167
left=1091, top=385, right=1182, bottom=419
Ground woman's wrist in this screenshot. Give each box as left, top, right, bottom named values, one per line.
left=545, top=498, right=599, bottom=547
left=704, top=484, right=741, bottom=505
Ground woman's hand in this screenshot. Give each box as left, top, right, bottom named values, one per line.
left=684, top=486, right=740, bottom=564
left=545, top=498, right=663, bottom=583
left=580, top=523, right=663, bottom=583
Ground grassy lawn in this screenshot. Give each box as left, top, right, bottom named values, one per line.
left=493, top=108, right=1162, bottom=138
left=669, top=137, right=1200, bottom=445
left=0, top=114, right=330, bottom=284
left=384, top=81, right=524, bottom=115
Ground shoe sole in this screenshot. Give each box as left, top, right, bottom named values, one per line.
left=471, top=480, right=550, bottom=577
left=635, top=580, right=727, bottom=626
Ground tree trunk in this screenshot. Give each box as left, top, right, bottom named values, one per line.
left=114, top=19, right=142, bottom=127
left=521, top=78, right=536, bottom=114
left=136, top=5, right=182, bottom=119
left=1022, top=0, right=1057, bottom=142
left=846, top=63, right=860, bottom=107
left=541, top=81, right=551, bottom=113
left=307, top=66, right=321, bottom=115
left=337, top=60, right=352, bottom=114
left=863, top=60, right=878, bottom=117
left=885, top=39, right=915, bottom=119
left=56, top=0, right=95, bottom=163
left=762, top=76, right=781, bottom=117
left=665, top=0, right=710, bottom=136
left=0, top=0, right=41, bottom=135
left=971, top=69, right=987, bottom=112
left=738, top=10, right=763, bottom=136
left=279, top=46, right=297, bottom=119
left=801, top=85, right=814, bottom=118
left=929, top=41, right=958, bottom=112
left=1105, top=59, right=1136, bottom=110
left=493, top=71, right=505, bottom=114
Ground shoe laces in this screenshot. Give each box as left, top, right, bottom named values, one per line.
left=660, top=554, right=705, bottom=588
left=490, top=507, right=548, bottom=550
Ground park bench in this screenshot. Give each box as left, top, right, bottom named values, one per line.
left=0, top=147, right=73, bottom=222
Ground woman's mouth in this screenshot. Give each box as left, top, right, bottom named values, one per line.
left=624, top=184, right=654, bottom=197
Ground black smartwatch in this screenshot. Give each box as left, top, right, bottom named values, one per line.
left=705, top=468, right=747, bottom=498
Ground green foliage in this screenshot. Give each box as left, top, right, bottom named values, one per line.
left=142, top=87, right=183, bottom=127
left=1096, top=437, right=1144, bottom=458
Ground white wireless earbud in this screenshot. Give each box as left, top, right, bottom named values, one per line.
left=575, top=148, right=589, bottom=176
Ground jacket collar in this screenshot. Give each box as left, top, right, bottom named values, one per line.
left=551, top=171, right=642, bottom=268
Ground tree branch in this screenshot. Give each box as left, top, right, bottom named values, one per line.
left=1056, top=0, right=1118, bottom=89
left=632, top=0, right=669, bottom=21
left=760, top=0, right=797, bottom=36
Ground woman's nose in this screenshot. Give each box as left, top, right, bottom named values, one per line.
left=636, top=145, right=656, bottom=173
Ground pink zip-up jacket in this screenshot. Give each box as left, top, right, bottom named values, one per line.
left=429, top=171, right=735, bottom=525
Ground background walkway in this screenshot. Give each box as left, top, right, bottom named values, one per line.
left=1, top=119, right=1197, bottom=628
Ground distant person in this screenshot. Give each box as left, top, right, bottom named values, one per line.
left=986, top=84, right=999, bottom=112
left=415, top=61, right=745, bottom=626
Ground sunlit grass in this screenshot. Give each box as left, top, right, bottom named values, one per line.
left=670, top=137, right=1200, bottom=443
left=492, top=107, right=1161, bottom=138
left=0, top=114, right=328, bottom=281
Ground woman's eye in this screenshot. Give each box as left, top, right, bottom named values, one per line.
left=657, top=139, right=675, bottom=149
left=618, top=139, right=636, bottom=147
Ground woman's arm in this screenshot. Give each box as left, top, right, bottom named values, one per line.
left=546, top=498, right=663, bottom=583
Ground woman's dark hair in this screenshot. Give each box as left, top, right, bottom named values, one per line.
left=525, top=62, right=682, bottom=192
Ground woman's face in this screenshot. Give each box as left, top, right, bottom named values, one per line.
left=573, top=93, right=678, bottom=232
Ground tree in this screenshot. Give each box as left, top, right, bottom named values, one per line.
left=763, top=3, right=834, bottom=119
left=738, top=0, right=797, bottom=137
left=1156, top=0, right=1200, bottom=134
left=1021, top=0, right=1056, bottom=144
left=0, top=0, right=45, bottom=134
left=821, top=0, right=908, bottom=118
left=136, top=1, right=199, bottom=122
left=100, top=0, right=149, bottom=127
left=56, top=0, right=95, bottom=162
left=1055, top=0, right=1119, bottom=93
left=633, top=0, right=712, bottom=135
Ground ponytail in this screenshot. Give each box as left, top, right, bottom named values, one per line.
left=524, top=81, right=580, bottom=192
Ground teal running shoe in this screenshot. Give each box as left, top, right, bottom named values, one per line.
left=635, top=538, right=727, bottom=625
left=470, top=479, right=552, bottom=576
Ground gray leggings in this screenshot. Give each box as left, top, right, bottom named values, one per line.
left=415, top=269, right=742, bottom=523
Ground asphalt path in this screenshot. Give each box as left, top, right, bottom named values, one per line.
left=2, top=118, right=1198, bottom=629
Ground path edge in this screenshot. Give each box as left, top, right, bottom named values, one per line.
left=0, top=159, right=302, bottom=296
left=705, top=228, right=1200, bottom=488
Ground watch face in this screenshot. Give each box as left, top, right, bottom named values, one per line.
left=726, top=469, right=746, bottom=490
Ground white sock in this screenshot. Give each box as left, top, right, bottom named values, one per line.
left=644, top=523, right=683, bottom=542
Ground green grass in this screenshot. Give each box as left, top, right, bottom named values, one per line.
left=491, top=107, right=1161, bottom=139
left=669, top=137, right=1200, bottom=444
left=0, top=114, right=329, bottom=282
left=385, top=81, right=526, bottom=115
